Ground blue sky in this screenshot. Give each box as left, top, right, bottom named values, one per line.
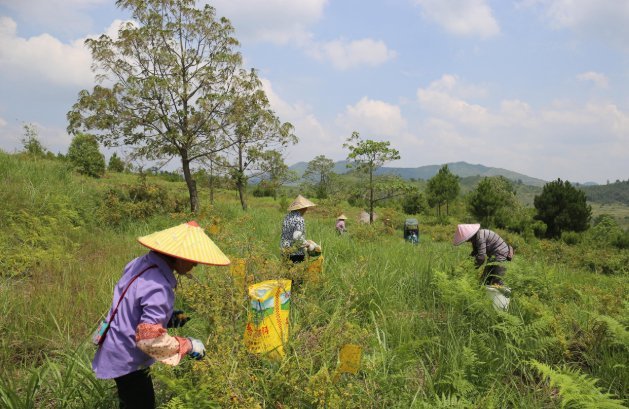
left=1, top=0, right=628, bottom=184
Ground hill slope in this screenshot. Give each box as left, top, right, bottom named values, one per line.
left=291, top=160, right=547, bottom=187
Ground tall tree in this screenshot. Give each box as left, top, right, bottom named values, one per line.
left=258, top=150, right=298, bottom=200
left=67, top=0, right=246, bottom=213
left=534, top=178, right=592, bottom=238
left=344, top=132, right=401, bottom=223
left=220, top=70, right=297, bottom=210
left=467, top=176, right=517, bottom=227
left=303, top=155, right=335, bottom=199
left=426, top=165, right=460, bottom=217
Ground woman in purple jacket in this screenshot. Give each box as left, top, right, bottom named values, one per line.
left=93, top=221, right=230, bottom=409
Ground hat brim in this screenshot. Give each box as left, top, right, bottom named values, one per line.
left=138, top=222, right=230, bottom=266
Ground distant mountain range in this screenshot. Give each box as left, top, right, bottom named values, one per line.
left=290, top=160, right=549, bottom=187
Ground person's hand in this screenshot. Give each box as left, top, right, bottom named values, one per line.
left=187, top=338, right=206, bottom=360
left=167, top=310, right=190, bottom=328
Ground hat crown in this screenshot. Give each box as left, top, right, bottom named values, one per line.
left=138, top=221, right=230, bottom=265
left=453, top=223, right=480, bottom=245
left=287, top=195, right=316, bottom=211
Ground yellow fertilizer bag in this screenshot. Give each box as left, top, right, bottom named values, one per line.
left=243, top=279, right=291, bottom=359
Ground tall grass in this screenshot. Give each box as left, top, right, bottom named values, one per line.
left=1, top=153, right=627, bottom=408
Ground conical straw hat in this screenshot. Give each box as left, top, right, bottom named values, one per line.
left=337, top=214, right=348, bottom=220
left=138, top=221, right=230, bottom=265
left=287, top=195, right=316, bottom=211
left=453, top=223, right=481, bottom=246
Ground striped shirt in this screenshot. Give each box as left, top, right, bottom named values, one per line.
left=470, top=229, right=510, bottom=266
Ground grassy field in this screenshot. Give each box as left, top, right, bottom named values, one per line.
left=591, top=202, right=629, bottom=230
left=1, top=153, right=627, bottom=408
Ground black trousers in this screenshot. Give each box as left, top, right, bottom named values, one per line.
left=114, top=368, right=155, bottom=409
left=481, top=264, right=507, bottom=286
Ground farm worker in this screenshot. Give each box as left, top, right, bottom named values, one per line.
left=336, top=214, right=348, bottom=234
left=92, top=221, right=230, bottom=409
left=453, top=224, right=513, bottom=286
left=280, top=194, right=316, bottom=263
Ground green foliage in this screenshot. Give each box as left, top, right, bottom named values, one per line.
left=530, top=360, right=626, bottom=408
left=97, top=176, right=185, bottom=226
left=107, top=152, right=125, bottom=172
left=2, top=151, right=628, bottom=408
left=427, top=165, right=460, bottom=217
left=466, top=176, right=517, bottom=228
left=303, top=155, right=335, bottom=199
left=534, top=179, right=592, bottom=238
left=402, top=189, right=429, bottom=215
left=587, top=215, right=628, bottom=249
left=581, top=179, right=629, bottom=206
left=67, top=133, right=105, bottom=178
left=20, top=123, right=47, bottom=157
left=344, top=132, right=402, bottom=223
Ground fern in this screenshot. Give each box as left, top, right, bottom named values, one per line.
left=160, top=396, right=186, bottom=409
left=594, top=315, right=629, bottom=349
left=530, top=360, right=627, bottom=408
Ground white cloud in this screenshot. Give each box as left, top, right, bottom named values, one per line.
left=0, top=116, right=6, bottom=128
left=417, top=75, right=494, bottom=127
left=413, top=75, right=629, bottom=182
left=519, top=0, right=629, bottom=48
left=0, top=0, right=108, bottom=38
left=576, top=71, right=609, bottom=88
left=260, top=78, right=342, bottom=162
left=0, top=17, right=93, bottom=87
left=336, top=97, right=407, bottom=137
left=414, top=0, right=500, bottom=38
left=208, top=0, right=326, bottom=45
left=0, top=121, right=72, bottom=154
left=308, top=38, right=397, bottom=70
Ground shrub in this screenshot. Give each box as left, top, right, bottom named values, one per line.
left=561, top=231, right=581, bottom=245
left=97, top=177, right=185, bottom=226
left=402, top=191, right=428, bottom=215
left=67, top=133, right=105, bottom=178
left=107, top=152, right=125, bottom=172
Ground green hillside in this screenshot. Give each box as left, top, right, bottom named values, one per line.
left=291, top=160, right=548, bottom=187
left=1, top=152, right=627, bottom=408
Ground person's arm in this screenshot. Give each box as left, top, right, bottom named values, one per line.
left=134, top=279, right=192, bottom=365
left=474, top=234, right=487, bottom=267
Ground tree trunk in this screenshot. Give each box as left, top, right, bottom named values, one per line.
left=237, top=179, right=248, bottom=210
left=208, top=160, right=215, bottom=205
left=369, top=168, right=374, bottom=224
left=181, top=155, right=199, bottom=213
left=236, top=145, right=247, bottom=210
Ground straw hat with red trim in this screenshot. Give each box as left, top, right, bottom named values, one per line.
left=138, top=221, right=230, bottom=266
left=287, top=195, right=316, bottom=211
left=337, top=214, right=348, bottom=220
left=453, top=223, right=481, bottom=246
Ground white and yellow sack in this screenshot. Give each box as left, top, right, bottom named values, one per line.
left=243, top=279, right=291, bottom=359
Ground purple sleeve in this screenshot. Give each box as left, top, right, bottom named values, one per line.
left=138, top=274, right=173, bottom=327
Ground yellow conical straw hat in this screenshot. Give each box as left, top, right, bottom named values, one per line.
left=337, top=214, right=348, bottom=220
left=287, top=195, right=316, bottom=211
left=138, top=221, right=230, bottom=266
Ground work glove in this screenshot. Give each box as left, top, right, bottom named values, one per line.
left=187, top=338, right=206, bottom=360
left=167, top=310, right=190, bottom=328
